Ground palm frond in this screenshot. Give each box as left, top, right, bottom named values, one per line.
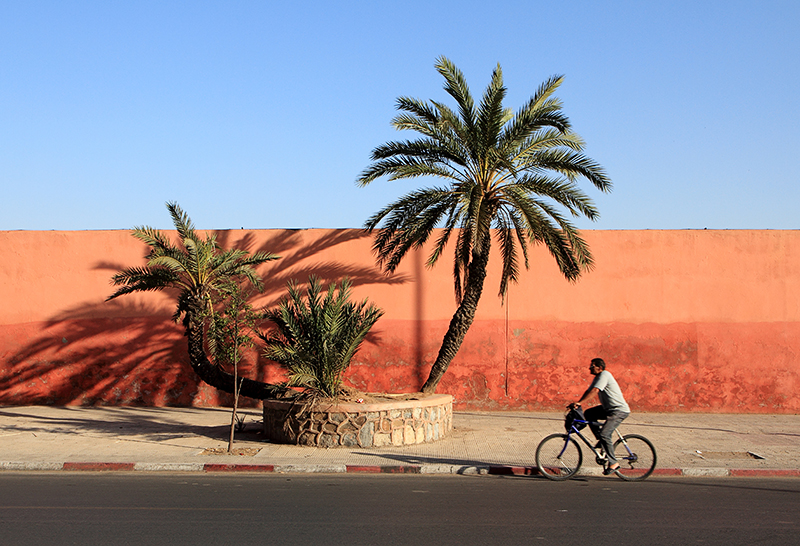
left=476, top=63, right=507, bottom=153
left=496, top=227, right=520, bottom=299
left=523, top=148, right=611, bottom=193
left=435, top=56, right=475, bottom=135
left=166, top=201, right=196, bottom=242
left=261, top=277, right=383, bottom=398
left=131, top=226, right=176, bottom=257
left=507, top=176, right=596, bottom=220
left=107, top=266, right=180, bottom=300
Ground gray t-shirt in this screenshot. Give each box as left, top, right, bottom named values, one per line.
left=590, top=370, right=630, bottom=413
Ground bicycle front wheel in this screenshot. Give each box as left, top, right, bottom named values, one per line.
left=536, top=434, right=583, bottom=481
left=613, top=434, right=656, bottom=481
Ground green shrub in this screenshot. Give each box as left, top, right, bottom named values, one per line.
left=260, top=276, right=383, bottom=399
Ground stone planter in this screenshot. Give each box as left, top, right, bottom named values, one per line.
left=262, top=394, right=453, bottom=448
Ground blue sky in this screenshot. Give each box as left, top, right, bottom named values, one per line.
left=1, top=1, right=798, bottom=231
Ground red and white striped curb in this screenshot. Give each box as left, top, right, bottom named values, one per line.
left=1, top=461, right=799, bottom=477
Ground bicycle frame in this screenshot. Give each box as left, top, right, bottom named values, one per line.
left=561, top=418, right=632, bottom=462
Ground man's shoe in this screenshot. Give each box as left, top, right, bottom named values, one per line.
left=603, top=464, right=620, bottom=475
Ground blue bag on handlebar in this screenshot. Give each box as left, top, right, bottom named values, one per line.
left=565, top=407, right=587, bottom=431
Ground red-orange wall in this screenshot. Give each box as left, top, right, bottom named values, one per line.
left=1, top=229, right=798, bottom=412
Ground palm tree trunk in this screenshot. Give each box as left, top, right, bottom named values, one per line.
left=421, top=236, right=491, bottom=393
left=184, top=311, right=284, bottom=400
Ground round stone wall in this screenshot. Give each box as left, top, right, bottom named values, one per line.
left=262, top=394, right=453, bottom=448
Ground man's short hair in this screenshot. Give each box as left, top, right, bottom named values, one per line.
left=591, top=358, right=606, bottom=370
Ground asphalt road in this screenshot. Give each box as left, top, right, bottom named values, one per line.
left=1, top=473, right=798, bottom=545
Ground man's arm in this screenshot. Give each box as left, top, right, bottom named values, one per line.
left=572, top=386, right=599, bottom=408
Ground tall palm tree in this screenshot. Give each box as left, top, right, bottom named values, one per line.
left=358, top=57, right=612, bottom=393
left=107, top=202, right=284, bottom=399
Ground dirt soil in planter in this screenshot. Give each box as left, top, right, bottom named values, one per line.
left=301, top=386, right=437, bottom=404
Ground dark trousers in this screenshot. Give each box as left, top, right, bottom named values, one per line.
left=584, top=405, right=629, bottom=465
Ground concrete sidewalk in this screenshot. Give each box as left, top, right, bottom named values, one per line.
left=1, top=406, right=798, bottom=477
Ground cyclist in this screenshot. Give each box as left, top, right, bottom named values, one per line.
left=570, top=357, right=630, bottom=475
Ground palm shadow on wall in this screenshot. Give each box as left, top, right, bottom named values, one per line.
left=0, top=299, right=202, bottom=406
left=1, top=229, right=417, bottom=407
left=215, top=229, right=403, bottom=308
left=212, top=229, right=429, bottom=390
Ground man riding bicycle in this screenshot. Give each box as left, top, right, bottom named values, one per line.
left=570, top=358, right=630, bottom=475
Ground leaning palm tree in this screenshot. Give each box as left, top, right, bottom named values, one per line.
left=107, top=202, right=284, bottom=399
left=358, top=57, right=612, bottom=393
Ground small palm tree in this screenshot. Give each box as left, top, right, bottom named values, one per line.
left=260, top=276, right=384, bottom=399
left=358, top=57, right=612, bottom=393
left=107, top=202, right=283, bottom=399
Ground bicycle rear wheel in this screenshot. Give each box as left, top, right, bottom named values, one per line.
left=536, top=434, right=582, bottom=481
left=613, top=434, right=656, bottom=481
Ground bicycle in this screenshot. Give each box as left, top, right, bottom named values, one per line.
left=535, top=407, right=657, bottom=481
